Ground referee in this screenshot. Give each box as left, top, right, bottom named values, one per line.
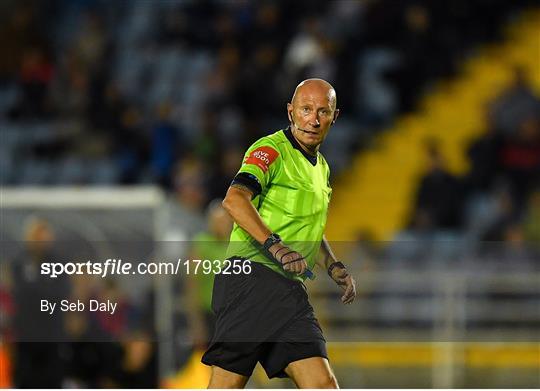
left=202, top=78, right=356, bottom=388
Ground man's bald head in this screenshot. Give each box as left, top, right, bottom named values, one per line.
left=287, top=78, right=339, bottom=154
left=291, top=78, right=337, bottom=110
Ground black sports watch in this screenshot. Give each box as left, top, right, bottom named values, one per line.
left=263, top=233, right=282, bottom=251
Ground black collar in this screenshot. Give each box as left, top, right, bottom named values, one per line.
left=284, top=127, right=318, bottom=166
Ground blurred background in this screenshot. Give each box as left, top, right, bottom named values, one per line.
left=0, top=0, right=539, bottom=388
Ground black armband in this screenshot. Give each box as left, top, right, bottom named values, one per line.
left=231, top=172, right=262, bottom=198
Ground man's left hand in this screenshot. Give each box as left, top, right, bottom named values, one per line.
left=330, top=264, right=356, bottom=304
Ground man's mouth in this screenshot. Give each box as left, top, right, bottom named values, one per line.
left=300, top=128, right=319, bottom=135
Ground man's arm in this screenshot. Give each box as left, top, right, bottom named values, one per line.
left=222, top=185, right=272, bottom=244
left=222, top=184, right=307, bottom=274
left=318, top=234, right=339, bottom=270
left=318, top=235, right=356, bottom=304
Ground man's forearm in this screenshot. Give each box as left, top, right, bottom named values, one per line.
left=318, top=235, right=339, bottom=270
left=222, top=185, right=272, bottom=244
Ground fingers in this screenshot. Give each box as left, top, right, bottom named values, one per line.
left=269, top=243, right=307, bottom=275
left=281, top=251, right=307, bottom=274
left=341, top=276, right=356, bottom=304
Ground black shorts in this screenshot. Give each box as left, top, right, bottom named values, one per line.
left=201, top=260, right=327, bottom=379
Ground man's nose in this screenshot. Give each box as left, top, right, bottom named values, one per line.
left=310, top=115, right=320, bottom=127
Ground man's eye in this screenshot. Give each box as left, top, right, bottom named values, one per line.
left=320, top=110, right=329, bottom=116
left=302, top=107, right=310, bottom=113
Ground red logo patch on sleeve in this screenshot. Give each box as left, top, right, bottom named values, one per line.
left=244, top=146, right=279, bottom=173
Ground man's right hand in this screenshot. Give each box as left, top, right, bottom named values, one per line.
left=268, top=242, right=307, bottom=274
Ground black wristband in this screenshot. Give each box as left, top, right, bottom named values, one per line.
left=263, top=233, right=281, bottom=251
left=327, top=261, right=346, bottom=277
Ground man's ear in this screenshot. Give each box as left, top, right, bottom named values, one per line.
left=286, top=103, right=293, bottom=123
left=332, top=109, right=340, bottom=125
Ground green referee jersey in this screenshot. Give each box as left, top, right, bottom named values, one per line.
left=227, top=127, right=332, bottom=281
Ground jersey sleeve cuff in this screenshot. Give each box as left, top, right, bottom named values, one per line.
left=231, top=172, right=262, bottom=198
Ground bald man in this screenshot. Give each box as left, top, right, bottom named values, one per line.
left=201, top=79, right=356, bottom=388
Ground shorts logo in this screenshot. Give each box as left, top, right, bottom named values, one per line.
left=244, top=146, right=279, bottom=173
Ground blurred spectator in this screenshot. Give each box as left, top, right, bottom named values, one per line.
left=235, top=43, right=282, bottom=126
left=114, top=106, right=148, bottom=184
left=50, top=48, right=90, bottom=118
left=0, top=3, right=45, bottom=81
left=102, top=331, right=158, bottom=388
left=193, top=109, right=219, bottom=164
left=498, top=115, right=540, bottom=206
left=489, top=66, right=540, bottom=135
left=185, top=200, right=232, bottom=350
left=157, top=6, right=189, bottom=46
left=172, top=156, right=209, bottom=212
left=412, top=141, right=464, bottom=230
left=250, top=3, right=283, bottom=48
left=358, top=48, right=400, bottom=125
left=63, top=312, right=114, bottom=388
left=89, top=81, right=127, bottom=132
left=0, top=341, right=12, bottom=388
left=0, top=262, right=14, bottom=340
left=8, top=47, right=54, bottom=119
left=465, top=115, right=503, bottom=194
left=0, top=334, right=12, bottom=387
left=284, top=17, right=327, bottom=81
left=151, top=102, right=181, bottom=189
left=0, top=260, right=14, bottom=387
left=72, top=10, right=107, bottom=75
left=203, top=44, right=239, bottom=111
left=327, top=0, right=366, bottom=40
left=160, top=157, right=207, bottom=249
left=91, top=279, right=132, bottom=339
left=381, top=3, right=436, bottom=112
left=11, top=217, right=71, bottom=387
left=481, top=186, right=518, bottom=242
